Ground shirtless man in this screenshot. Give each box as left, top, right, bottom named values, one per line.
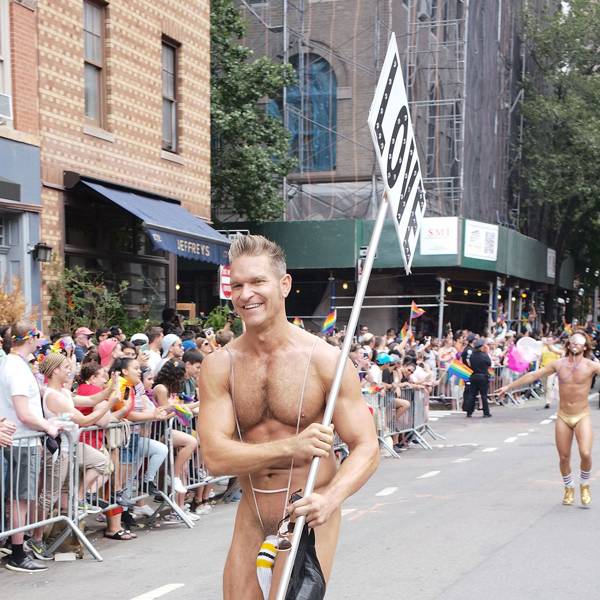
left=498, top=331, right=599, bottom=507
left=199, top=235, right=379, bottom=599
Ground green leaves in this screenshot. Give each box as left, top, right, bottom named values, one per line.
left=211, top=0, right=297, bottom=222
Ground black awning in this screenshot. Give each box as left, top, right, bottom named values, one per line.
left=69, top=176, right=230, bottom=265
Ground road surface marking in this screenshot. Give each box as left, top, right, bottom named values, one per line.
left=375, top=487, right=398, bottom=497
left=504, top=437, right=517, bottom=443
left=517, top=433, right=528, bottom=437
left=429, top=417, right=439, bottom=421
left=417, top=471, right=441, bottom=479
left=457, top=443, right=479, bottom=447
left=342, top=508, right=357, bottom=516
left=540, top=419, right=552, bottom=425
left=453, top=458, right=471, bottom=463
left=528, top=428, right=536, bottom=432
left=550, top=414, right=557, bottom=420
left=130, top=584, right=185, bottom=600
left=482, top=447, right=498, bottom=453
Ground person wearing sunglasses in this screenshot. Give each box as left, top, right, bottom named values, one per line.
left=498, top=331, right=600, bottom=507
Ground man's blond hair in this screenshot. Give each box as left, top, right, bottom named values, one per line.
left=228, top=235, right=287, bottom=278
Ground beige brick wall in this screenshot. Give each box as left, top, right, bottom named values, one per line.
left=37, top=0, right=211, bottom=325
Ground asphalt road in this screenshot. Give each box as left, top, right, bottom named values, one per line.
left=3, top=395, right=600, bottom=599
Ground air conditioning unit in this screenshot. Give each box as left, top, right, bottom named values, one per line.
left=417, top=0, right=432, bottom=21
left=0, top=93, right=13, bottom=122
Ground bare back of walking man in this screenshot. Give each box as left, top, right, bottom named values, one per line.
left=199, top=235, right=379, bottom=599
left=498, top=331, right=599, bottom=507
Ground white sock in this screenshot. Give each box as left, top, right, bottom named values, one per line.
left=580, top=470, right=591, bottom=483
left=562, top=473, right=574, bottom=488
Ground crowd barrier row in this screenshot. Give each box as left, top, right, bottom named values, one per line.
left=429, top=365, right=543, bottom=410
left=0, top=416, right=229, bottom=562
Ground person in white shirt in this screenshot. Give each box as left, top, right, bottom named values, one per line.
left=0, top=322, right=61, bottom=573
left=145, top=327, right=164, bottom=374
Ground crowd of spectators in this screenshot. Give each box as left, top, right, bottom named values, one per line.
left=0, top=308, right=235, bottom=573
left=0, top=306, right=597, bottom=572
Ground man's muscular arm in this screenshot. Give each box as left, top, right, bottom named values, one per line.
left=289, top=351, right=380, bottom=528
left=497, top=362, right=557, bottom=396
left=198, top=350, right=333, bottom=477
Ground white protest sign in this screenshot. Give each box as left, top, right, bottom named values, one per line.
left=368, top=33, right=426, bottom=274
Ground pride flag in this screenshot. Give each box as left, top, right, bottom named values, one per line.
left=292, top=317, right=304, bottom=328
left=321, top=309, right=337, bottom=334
left=447, top=359, right=472, bottom=382
left=400, top=322, right=414, bottom=343
left=172, top=403, right=193, bottom=428
left=410, top=301, right=425, bottom=319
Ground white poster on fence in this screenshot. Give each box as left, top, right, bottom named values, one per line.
left=367, top=33, right=426, bottom=274
left=420, top=217, right=458, bottom=255
left=463, top=220, right=498, bottom=261
left=547, top=248, right=556, bottom=279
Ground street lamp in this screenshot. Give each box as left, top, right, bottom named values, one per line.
left=29, top=242, right=53, bottom=263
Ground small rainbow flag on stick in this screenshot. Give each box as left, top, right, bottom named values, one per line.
left=321, top=309, right=337, bottom=334
left=292, top=317, right=304, bottom=328
left=447, top=359, right=473, bottom=382
left=410, top=301, right=425, bottom=319
left=400, top=322, right=413, bottom=342
left=171, top=403, right=193, bottom=428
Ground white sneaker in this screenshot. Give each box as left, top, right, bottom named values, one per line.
left=185, top=510, right=201, bottom=521
left=173, top=477, right=187, bottom=494
left=194, top=504, right=213, bottom=515
left=133, top=504, right=155, bottom=518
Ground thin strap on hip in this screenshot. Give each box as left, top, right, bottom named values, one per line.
left=225, top=337, right=319, bottom=533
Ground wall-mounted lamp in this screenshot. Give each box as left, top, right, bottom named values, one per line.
left=463, top=289, right=469, bottom=296
left=446, top=285, right=453, bottom=293
left=29, top=242, right=53, bottom=263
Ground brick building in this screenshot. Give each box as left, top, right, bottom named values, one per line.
left=34, top=0, right=225, bottom=326
left=0, top=0, right=43, bottom=318
left=0, top=0, right=225, bottom=326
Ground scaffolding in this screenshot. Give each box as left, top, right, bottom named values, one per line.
left=405, top=0, right=468, bottom=217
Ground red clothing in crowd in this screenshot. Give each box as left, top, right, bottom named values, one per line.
left=76, top=383, right=104, bottom=449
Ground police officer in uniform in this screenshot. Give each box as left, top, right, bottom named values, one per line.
left=461, top=333, right=476, bottom=415
left=467, top=338, right=492, bottom=418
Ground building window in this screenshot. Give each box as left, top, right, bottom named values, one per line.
left=83, top=1, right=105, bottom=126
left=288, top=54, right=337, bottom=172
left=162, top=39, right=178, bottom=152
left=0, top=0, right=12, bottom=124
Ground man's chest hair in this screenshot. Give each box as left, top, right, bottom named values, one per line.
left=232, top=355, right=324, bottom=432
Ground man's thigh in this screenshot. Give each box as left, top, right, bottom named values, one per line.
left=223, top=502, right=265, bottom=600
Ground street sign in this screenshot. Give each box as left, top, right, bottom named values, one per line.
left=219, top=265, right=231, bottom=300
left=367, top=33, right=427, bottom=274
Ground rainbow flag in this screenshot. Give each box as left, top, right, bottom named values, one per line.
left=488, top=366, right=495, bottom=379
left=292, top=317, right=304, bottom=328
left=447, top=359, right=472, bottom=382
left=321, top=309, right=337, bottom=334
left=400, top=322, right=414, bottom=343
left=410, top=301, right=425, bottom=319
left=172, top=403, right=193, bottom=428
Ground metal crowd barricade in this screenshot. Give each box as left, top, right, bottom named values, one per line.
left=1, top=429, right=101, bottom=561
left=76, top=418, right=194, bottom=533
left=169, top=416, right=232, bottom=496
left=429, top=368, right=463, bottom=410
left=363, top=387, right=442, bottom=458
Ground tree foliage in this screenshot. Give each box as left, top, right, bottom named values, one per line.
left=211, top=0, right=297, bottom=222
left=48, top=266, right=128, bottom=333
left=521, top=0, right=600, bottom=292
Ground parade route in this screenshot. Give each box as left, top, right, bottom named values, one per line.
left=4, top=396, right=599, bottom=599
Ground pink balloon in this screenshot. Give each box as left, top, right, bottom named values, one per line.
left=507, top=346, right=530, bottom=373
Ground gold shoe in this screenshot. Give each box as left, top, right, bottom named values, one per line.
left=580, top=484, right=592, bottom=507
left=562, top=486, right=575, bottom=505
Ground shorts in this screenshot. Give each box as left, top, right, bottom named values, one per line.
left=1, top=445, right=41, bottom=501
left=77, top=442, right=111, bottom=476
left=120, top=432, right=141, bottom=464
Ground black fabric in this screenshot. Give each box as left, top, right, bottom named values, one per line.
left=468, top=374, right=490, bottom=416
left=462, top=382, right=473, bottom=414
left=382, top=369, right=394, bottom=385
left=461, top=346, right=473, bottom=368
left=285, top=525, right=326, bottom=600
left=469, top=350, right=491, bottom=375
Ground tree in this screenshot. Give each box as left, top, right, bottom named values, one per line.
left=211, top=0, right=297, bottom=222
left=521, top=0, right=600, bottom=318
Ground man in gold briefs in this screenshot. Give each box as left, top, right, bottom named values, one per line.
left=199, top=235, right=379, bottom=599
left=498, top=331, right=599, bottom=507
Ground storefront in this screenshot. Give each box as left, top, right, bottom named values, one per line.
left=0, top=136, right=43, bottom=316
left=64, top=173, right=230, bottom=319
